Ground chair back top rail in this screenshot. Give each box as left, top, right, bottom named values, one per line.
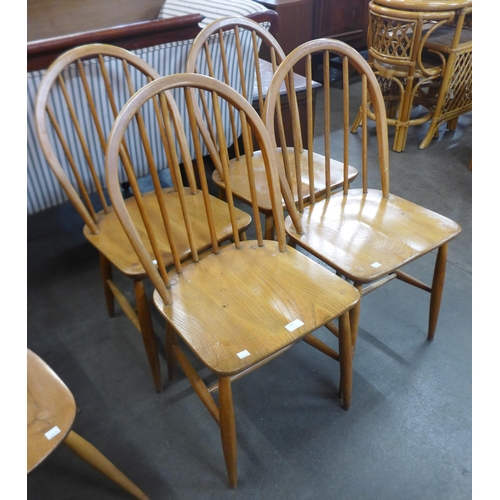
left=35, top=44, right=163, bottom=233
left=263, top=38, right=390, bottom=232
left=185, top=16, right=286, bottom=173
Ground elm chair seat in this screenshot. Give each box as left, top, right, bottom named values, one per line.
left=27, top=349, right=148, bottom=499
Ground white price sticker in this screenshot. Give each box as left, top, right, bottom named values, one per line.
left=285, top=319, right=304, bottom=332
left=45, top=426, right=61, bottom=440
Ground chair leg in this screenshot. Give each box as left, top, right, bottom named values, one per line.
left=419, top=117, right=442, bottom=149
left=99, top=253, right=115, bottom=317
left=264, top=214, right=275, bottom=240
left=392, top=75, right=416, bottom=153
left=63, top=430, right=149, bottom=500
left=446, top=117, right=459, bottom=131
left=428, top=243, right=448, bottom=341
left=134, top=280, right=162, bottom=393
left=349, top=283, right=363, bottom=349
left=338, top=311, right=353, bottom=410
left=166, top=323, right=178, bottom=381
left=218, top=376, right=238, bottom=489
left=350, top=107, right=362, bottom=133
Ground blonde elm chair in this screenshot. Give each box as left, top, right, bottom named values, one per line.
left=186, top=16, right=358, bottom=239
left=264, top=38, right=461, bottom=380
left=105, top=72, right=360, bottom=488
left=27, top=349, right=149, bottom=499
left=35, top=44, right=251, bottom=392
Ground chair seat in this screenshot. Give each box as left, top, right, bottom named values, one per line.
left=212, top=148, right=358, bottom=213
left=84, top=188, right=252, bottom=277
left=424, top=25, right=472, bottom=52
left=27, top=350, right=76, bottom=473
left=284, top=190, right=461, bottom=283
left=373, top=58, right=442, bottom=79
left=153, top=240, right=359, bottom=375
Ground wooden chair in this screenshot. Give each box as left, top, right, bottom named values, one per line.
left=264, top=39, right=462, bottom=370
left=34, top=43, right=251, bottom=393
left=350, top=1, right=456, bottom=152
left=185, top=16, right=358, bottom=239
left=105, top=72, right=360, bottom=488
left=27, top=349, right=148, bottom=499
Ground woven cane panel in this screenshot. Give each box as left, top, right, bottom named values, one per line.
left=371, top=14, right=415, bottom=60
left=443, top=51, right=472, bottom=113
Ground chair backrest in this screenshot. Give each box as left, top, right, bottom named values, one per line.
left=106, top=73, right=292, bottom=306
left=367, top=1, right=455, bottom=76
left=34, top=43, right=163, bottom=234
left=185, top=16, right=287, bottom=168
left=262, top=38, right=391, bottom=231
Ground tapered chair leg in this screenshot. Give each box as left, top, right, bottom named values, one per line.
left=166, top=323, right=178, bottom=381
left=349, top=283, right=364, bottom=349
left=218, top=376, right=238, bottom=489
left=428, top=243, right=448, bottom=341
left=134, top=280, right=162, bottom=393
left=99, top=253, right=115, bottom=317
left=338, top=311, right=353, bottom=410
left=63, top=430, right=149, bottom=500
left=264, top=215, right=275, bottom=241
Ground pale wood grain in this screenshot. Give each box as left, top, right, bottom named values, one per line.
left=154, top=241, right=359, bottom=375
left=36, top=45, right=251, bottom=393
left=265, top=39, right=462, bottom=352
left=27, top=350, right=149, bottom=499
left=106, top=73, right=361, bottom=487
left=186, top=17, right=358, bottom=239
left=27, top=350, right=75, bottom=473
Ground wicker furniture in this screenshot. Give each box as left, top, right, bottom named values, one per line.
left=419, top=2, right=472, bottom=149
left=351, top=0, right=456, bottom=152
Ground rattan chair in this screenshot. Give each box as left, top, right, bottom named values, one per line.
left=105, top=72, right=360, bottom=488
left=351, top=1, right=455, bottom=152
left=419, top=4, right=472, bottom=149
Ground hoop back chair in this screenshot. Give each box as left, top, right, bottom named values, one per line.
left=105, top=73, right=360, bottom=488
left=34, top=44, right=251, bottom=393
left=27, top=349, right=148, bottom=499
left=186, top=16, right=358, bottom=239
left=351, top=1, right=455, bottom=152
left=264, top=38, right=461, bottom=370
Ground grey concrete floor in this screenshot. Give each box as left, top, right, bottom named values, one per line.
left=27, top=82, right=472, bottom=499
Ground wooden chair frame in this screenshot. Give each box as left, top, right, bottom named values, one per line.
left=186, top=16, right=358, bottom=239
left=106, top=73, right=360, bottom=488
left=35, top=43, right=251, bottom=394
left=264, top=38, right=461, bottom=386
left=27, top=349, right=148, bottom=499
